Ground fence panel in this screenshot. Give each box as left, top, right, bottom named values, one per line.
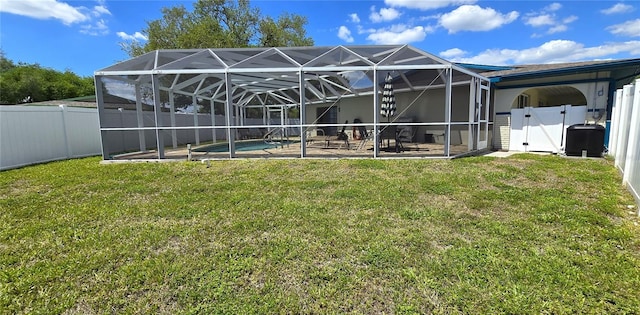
left=609, top=78, right=640, bottom=211
left=0, top=105, right=101, bottom=170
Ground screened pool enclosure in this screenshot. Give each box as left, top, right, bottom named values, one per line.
left=95, top=45, right=491, bottom=159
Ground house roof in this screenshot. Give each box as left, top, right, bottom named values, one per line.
left=473, top=58, right=640, bottom=83
left=27, top=94, right=139, bottom=109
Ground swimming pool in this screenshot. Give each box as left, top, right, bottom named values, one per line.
left=193, top=140, right=297, bottom=153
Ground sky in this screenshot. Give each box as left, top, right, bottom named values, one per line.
left=0, top=0, right=639, bottom=77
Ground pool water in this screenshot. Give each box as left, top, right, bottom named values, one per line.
left=193, top=140, right=297, bottom=153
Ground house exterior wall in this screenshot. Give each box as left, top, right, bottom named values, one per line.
left=493, top=114, right=510, bottom=151
left=304, top=85, right=474, bottom=144
left=493, top=82, right=608, bottom=113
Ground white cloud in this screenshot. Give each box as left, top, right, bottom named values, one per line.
left=0, top=0, right=88, bottom=25
left=81, top=18, right=109, bottom=36
left=548, top=24, right=567, bottom=34
left=544, top=3, right=562, bottom=12
left=93, top=5, right=111, bottom=16
left=440, top=48, right=467, bottom=59
left=78, top=2, right=112, bottom=36
left=607, top=19, right=640, bottom=37
left=0, top=0, right=113, bottom=36
left=446, top=40, right=640, bottom=65
left=349, top=13, right=360, bottom=23
left=601, top=3, right=634, bottom=15
left=524, top=3, right=577, bottom=36
left=117, top=31, right=148, bottom=41
left=337, top=26, right=354, bottom=43
left=385, top=0, right=476, bottom=11
left=369, top=6, right=401, bottom=23
left=439, top=5, right=519, bottom=33
left=366, top=25, right=428, bottom=44
left=357, top=25, right=376, bottom=35
left=563, top=15, right=578, bottom=24
left=525, top=14, right=555, bottom=27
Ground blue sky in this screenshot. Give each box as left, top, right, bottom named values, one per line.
left=1, top=0, right=639, bottom=77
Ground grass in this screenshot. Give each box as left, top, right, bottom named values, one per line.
left=1, top=154, right=639, bottom=314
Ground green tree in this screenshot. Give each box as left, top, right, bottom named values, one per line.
left=259, top=14, right=313, bottom=47
left=0, top=50, right=15, bottom=72
left=121, top=0, right=313, bottom=57
left=0, top=52, right=94, bottom=104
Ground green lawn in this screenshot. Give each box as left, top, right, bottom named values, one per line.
left=1, top=155, right=639, bottom=314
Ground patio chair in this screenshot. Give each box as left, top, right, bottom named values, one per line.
left=356, top=128, right=375, bottom=150
left=325, top=120, right=350, bottom=149
left=379, top=125, right=402, bottom=152
left=352, top=118, right=371, bottom=150
left=305, top=127, right=326, bottom=147
left=398, top=125, right=419, bottom=150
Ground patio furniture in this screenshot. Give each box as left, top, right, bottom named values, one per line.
left=325, top=120, right=350, bottom=149
left=305, top=128, right=326, bottom=147
left=379, top=125, right=403, bottom=152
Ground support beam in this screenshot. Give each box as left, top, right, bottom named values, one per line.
left=151, top=74, right=165, bottom=159
left=373, top=69, right=380, bottom=157
left=134, top=83, right=147, bottom=152
left=467, top=77, right=476, bottom=151
left=444, top=68, right=452, bottom=157
left=169, top=91, right=177, bottom=148
left=94, top=76, right=110, bottom=160
left=299, top=71, right=307, bottom=157
left=210, top=98, right=217, bottom=143
left=192, top=94, right=200, bottom=145
left=225, top=72, right=235, bottom=157
left=172, top=73, right=208, bottom=91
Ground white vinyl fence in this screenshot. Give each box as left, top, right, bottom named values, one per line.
left=1, top=105, right=300, bottom=170
left=608, top=78, right=640, bottom=211
left=0, top=105, right=102, bottom=171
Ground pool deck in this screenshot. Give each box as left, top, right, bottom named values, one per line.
left=108, top=138, right=477, bottom=161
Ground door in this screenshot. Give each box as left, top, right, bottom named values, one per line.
left=316, top=107, right=337, bottom=136
left=478, top=81, right=490, bottom=150
left=470, top=79, right=490, bottom=150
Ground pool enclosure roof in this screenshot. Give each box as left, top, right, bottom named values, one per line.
left=96, top=45, right=488, bottom=107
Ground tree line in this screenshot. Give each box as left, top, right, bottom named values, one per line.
left=0, top=51, right=95, bottom=105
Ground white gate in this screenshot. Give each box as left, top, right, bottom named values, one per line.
left=509, top=105, right=587, bottom=153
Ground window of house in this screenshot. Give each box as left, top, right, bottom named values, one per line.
left=517, top=94, right=530, bottom=108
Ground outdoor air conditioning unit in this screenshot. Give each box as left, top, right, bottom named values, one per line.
left=565, top=124, right=605, bottom=157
